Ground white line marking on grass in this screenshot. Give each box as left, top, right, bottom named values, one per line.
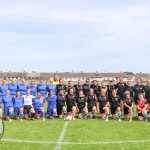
left=54, top=121, right=69, bottom=150
left=1, top=139, right=150, bottom=145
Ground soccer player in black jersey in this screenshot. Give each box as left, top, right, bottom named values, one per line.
left=123, top=91, right=134, bottom=122
left=97, top=89, right=109, bottom=121
left=109, top=89, right=121, bottom=122
left=144, top=79, right=150, bottom=105
left=66, top=80, right=76, bottom=95
left=125, top=81, right=134, bottom=97
left=66, top=88, right=76, bottom=120
left=107, top=81, right=116, bottom=100
left=76, top=90, right=88, bottom=119
left=133, top=78, right=144, bottom=116
left=56, top=78, right=66, bottom=94
left=115, top=77, right=126, bottom=112
left=74, top=80, right=83, bottom=96
left=83, top=78, right=91, bottom=97
left=56, top=89, right=67, bottom=119
left=86, top=88, right=97, bottom=119
left=90, top=80, right=100, bottom=98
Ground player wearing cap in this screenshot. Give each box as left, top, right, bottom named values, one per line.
left=109, top=89, right=121, bottom=122
left=32, top=92, right=45, bottom=121
left=56, top=89, right=67, bottom=119
left=28, top=80, right=37, bottom=96
left=0, top=78, right=8, bottom=97
left=74, top=80, right=83, bottom=96
left=91, top=80, right=100, bottom=98
left=83, top=78, right=91, bottom=97
left=46, top=78, right=57, bottom=95
left=115, top=77, right=126, bottom=113
left=13, top=90, right=24, bottom=121
left=97, top=89, right=109, bottom=121
left=137, top=93, right=149, bottom=121
left=45, top=90, right=57, bottom=119
left=37, top=78, right=47, bottom=97
left=22, top=89, right=35, bottom=120
left=123, top=91, right=134, bottom=122
left=76, top=90, right=88, bottom=119
left=1, top=89, right=14, bottom=121
left=66, top=88, right=76, bottom=120
left=8, top=78, right=18, bottom=97
left=86, top=88, right=97, bottom=119
left=17, top=78, right=29, bottom=96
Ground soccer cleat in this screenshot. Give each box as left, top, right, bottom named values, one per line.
left=72, top=117, right=75, bottom=121
left=145, top=118, right=148, bottom=122
left=31, top=118, right=35, bottom=121
left=42, top=118, right=45, bottom=121
left=129, top=119, right=132, bottom=122
left=20, top=119, right=23, bottom=122
left=84, top=116, right=88, bottom=120
left=93, top=115, right=96, bottom=119
left=105, top=117, right=108, bottom=122
left=118, top=118, right=121, bottom=122
left=9, top=119, right=12, bottom=122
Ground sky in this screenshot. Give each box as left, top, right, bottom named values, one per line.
left=0, top=0, right=150, bottom=73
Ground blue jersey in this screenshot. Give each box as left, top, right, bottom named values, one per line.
left=46, top=84, right=56, bottom=95
left=13, top=97, right=24, bottom=108
left=37, top=84, right=47, bottom=97
left=29, top=85, right=37, bottom=96
left=0, top=84, right=8, bottom=96
left=2, top=95, right=13, bottom=108
left=8, top=83, right=18, bottom=96
left=46, top=95, right=57, bottom=109
left=17, top=84, right=28, bottom=95
left=32, top=97, right=44, bottom=109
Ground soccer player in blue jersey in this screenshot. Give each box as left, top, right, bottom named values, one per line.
left=28, top=80, right=37, bottom=96
left=46, top=78, right=57, bottom=95
left=8, top=78, right=18, bottom=97
left=37, top=78, right=47, bottom=97
left=13, top=90, right=24, bottom=121
left=45, top=90, right=57, bottom=119
left=17, top=78, right=28, bottom=96
left=2, top=90, right=14, bottom=121
left=32, top=92, right=45, bottom=121
left=0, top=78, right=8, bottom=97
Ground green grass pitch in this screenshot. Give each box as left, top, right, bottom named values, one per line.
left=1, top=115, right=150, bottom=150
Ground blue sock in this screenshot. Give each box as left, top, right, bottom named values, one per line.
left=41, top=110, right=45, bottom=118
left=19, top=113, right=23, bottom=119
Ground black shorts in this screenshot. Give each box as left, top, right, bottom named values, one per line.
left=111, top=106, right=120, bottom=114
left=99, top=106, right=108, bottom=114
left=124, top=108, right=129, bottom=115
left=67, top=105, right=75, bottom=112
left=57, top=106, right=65, bottom=115
left=88, top=106, right=95, bottom=112
left=138, top=111, right=149, bottom=116
left=119, top=95, right=124, bottom=101
left=78, top=105, right=85, bottom=114
left=134, top=97, right=138, bottom=105
left=24, top=105, right=32, bottom=115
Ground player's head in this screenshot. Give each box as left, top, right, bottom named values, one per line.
left=26, top=89, right=30, bottom=95
left=79, top=90, right=83, bottom=96
left=68, top=80, right=73, bottom=87
left=85, top=78, right=90, bottom=84
left=30, top=80, right=35, bottom=86
left=49, top=78, right=54, bottom=84
left=2, top=78, right=6, bottom=85
left=69, top=88, right=74, bottom=95
left=59, top=78, right=63, bottom=84
left=101, top=88, right=106, bottom=96
left=138, top=93, right=144, bottom=100
left=127, top=80, right=131, bottom=86
left=112, top=89, right=117, bottom=96
left=21, top=78, right=25, bottom=84
left=119, top=76, right=124, bottom=83
left=59, top=89, right=64, bottom=95
left=89, top=88, right=94, bottom=95
left=101, top=81, right=106, bottom=87
left=109, top=80, right=114, bottom=86
left=50, top=90, right=54, bottom=96
left=124, top=91, right=130, bottom=99
left=37, top=92, right=42, bottom=98
left=11, top=78, right=16, bottom=84
left=16, top=90, right=21, bottom=97
left=54, top=74, right=59, bottom=81
left=93, top=80, right=98, bottom=85
left=147, top=79, right=150, bottom=86
left=77, top=79, right=82, bottom=85
left=40, top=78, right=44, bottom=84
left=136, top=78, right=142, bottom=85
left=6, top=89, right=10, bottom=96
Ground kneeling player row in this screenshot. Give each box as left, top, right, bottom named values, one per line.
left=0, top=88, right=149, bottom=122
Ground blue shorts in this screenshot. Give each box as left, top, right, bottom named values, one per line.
left=47, top=107, right=56, bottom=117
left=14, top=107, right=23, bottom=116
left=4, top=107, right=13, bottom=116
left=35, top=107, right=42, bottom=114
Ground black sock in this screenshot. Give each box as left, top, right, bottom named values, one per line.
left=31, top=113, right=35, bottom=119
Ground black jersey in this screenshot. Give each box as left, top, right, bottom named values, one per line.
left=123, top=97, right=134, bottom=107
left=76, top=96, right=86, bottom=108
left=110, top=96, right=120, bottom=108
left=66, top=86, right=76, bottom=94
left=125, top=85, right=134, bottom=97
left=86, top=95, right=97, bottom=107
left=83, top=84, right=91, bottom=96
left=133, top=84, right=144, bottom=98
left=74, top=85, right=83, bottom=95
left=56, top=84, right=66, bottom=94
left=66, top=94, right=76, bottom=107
left=98, top=95, right=109, bottom=108
left=116, top=82, right=126, bottom=96
left=57, top=94, right=66, bottom=106
left=107, top=85, right=116, bottom=99
left=90, top=84, right=100, bottom=97
left=144, top=86, right=150, bottom=100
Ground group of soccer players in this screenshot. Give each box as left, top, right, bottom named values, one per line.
left=0, top=74, right=149, bottom=122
